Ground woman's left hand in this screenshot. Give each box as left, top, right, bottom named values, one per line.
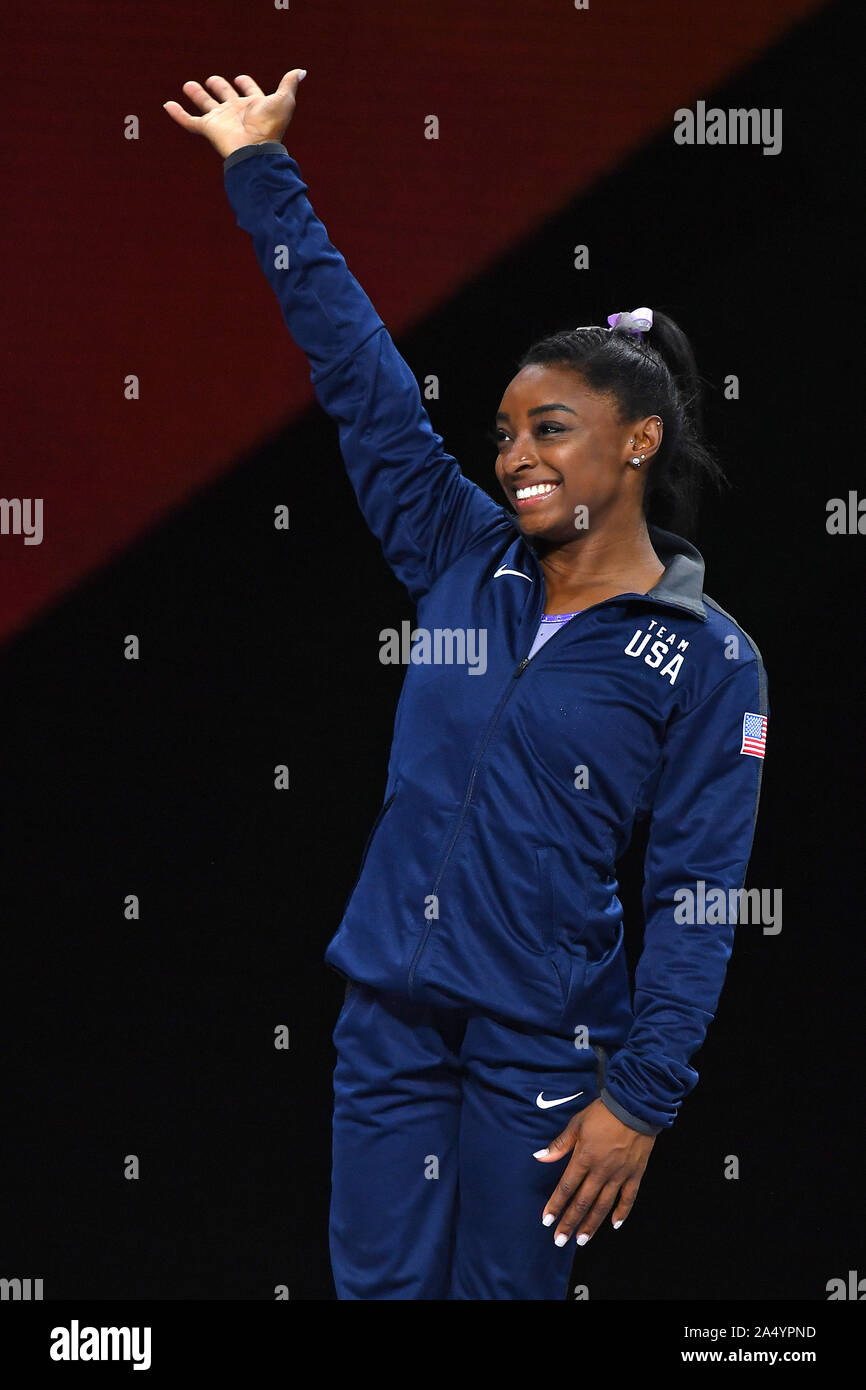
left=534, top=1096, right=656, bottom=1246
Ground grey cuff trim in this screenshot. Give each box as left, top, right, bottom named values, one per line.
left=600, top=1087, right=664, bottom=1136
left=223, top=140, right=288, bottom=172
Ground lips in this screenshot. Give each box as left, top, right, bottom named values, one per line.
left=513, top=480, right=562, bottom=508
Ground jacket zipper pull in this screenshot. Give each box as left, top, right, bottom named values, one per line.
left=513, top=657, right=531, bottom=678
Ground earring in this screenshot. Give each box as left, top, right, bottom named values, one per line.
left=631, top=456, right=642, bottom=468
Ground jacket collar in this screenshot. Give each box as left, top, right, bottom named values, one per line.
left=507, top=516, right=708, bottom=621
left=646, top=525, right=707, bottom=620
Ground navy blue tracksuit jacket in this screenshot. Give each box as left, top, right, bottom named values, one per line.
left=224, top=141, right=768, bottom=1300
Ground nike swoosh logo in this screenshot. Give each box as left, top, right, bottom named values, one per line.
left=535, top=1090, right=584, bottom=1109
left=494, top=563, right=532, bottom=582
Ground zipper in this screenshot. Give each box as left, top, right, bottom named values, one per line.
left=406, top=651, right=534, bottom=995
left=406, top=595, right=592, bottom=993
left=404, top=561, right=701, bottom=994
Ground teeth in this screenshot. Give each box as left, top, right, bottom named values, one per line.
left=516, top=482, right=558, bottom=500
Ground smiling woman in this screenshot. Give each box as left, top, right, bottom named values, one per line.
left=165, top=69, right=769, bottom=1302
left=489, top=315, right=726, bottom=614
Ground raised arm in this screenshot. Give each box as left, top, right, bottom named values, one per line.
left=164, top=70, right=506, bottom=603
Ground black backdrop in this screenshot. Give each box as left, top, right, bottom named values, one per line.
left=1, top=0, right=861, bottom=1317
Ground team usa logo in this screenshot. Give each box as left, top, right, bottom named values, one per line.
left=740, top=712, right=767, bottom=759
left=623, top=620, right=689, bottom=685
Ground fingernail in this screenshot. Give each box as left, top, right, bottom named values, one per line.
left=297, top=69, right=307, bottom=81
left=613, top=1219, right=623, bottom=1229
left=576, top=1233, right=589, bottom=1246
left=532, top=1148, right=549, bottom=1159
left=554, top=1234, right=569, bottom=1248
left=542, top=1213, right=555, bottom=1227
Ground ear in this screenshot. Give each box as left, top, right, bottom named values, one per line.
left=627, top=415, right=663, bottom=465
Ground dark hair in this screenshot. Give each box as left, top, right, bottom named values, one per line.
left=515, top=311, right=727, bottom=536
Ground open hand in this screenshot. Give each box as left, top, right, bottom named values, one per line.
left=163, top=70, right=306, bottom=159
left=535, top=1096, right=656, bottom=1246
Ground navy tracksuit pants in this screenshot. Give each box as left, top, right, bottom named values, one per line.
left=329, top=979, right=607, bottom=1300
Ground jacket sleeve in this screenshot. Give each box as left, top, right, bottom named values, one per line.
left=600, top=651, right=769, bottom=1135
left=223, top=142, right=506, bottom=603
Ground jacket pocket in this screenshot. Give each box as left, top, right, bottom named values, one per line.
left=536, top=846, right=585, bottom=1012
left=334, top=977, right=365, bottom=1034
left=342, top=779, right=401, bottom=910
left=536, top=846, right=559, bottom=954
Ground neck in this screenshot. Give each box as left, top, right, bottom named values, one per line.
left=534, top=517, right=665, bottom=611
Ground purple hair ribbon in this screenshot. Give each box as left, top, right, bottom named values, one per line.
left=607, top=307, right=654, bottom=338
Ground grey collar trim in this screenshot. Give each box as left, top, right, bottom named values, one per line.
left=646, top=525, right=707, bottom=620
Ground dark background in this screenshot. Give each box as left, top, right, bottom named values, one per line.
left=1, top=0, right=861, bottom=1301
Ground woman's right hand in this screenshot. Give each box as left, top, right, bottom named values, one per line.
left=163, top=69, right=306, bottom=160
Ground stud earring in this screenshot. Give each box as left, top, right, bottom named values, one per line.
left=631, top=456, right=642, bottom=468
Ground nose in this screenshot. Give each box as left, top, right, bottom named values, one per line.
left=501, top=435, right=535, bottom=464
left=496, top=425, right=539, bottom=476
left=506, top=453, right=536, bottom=477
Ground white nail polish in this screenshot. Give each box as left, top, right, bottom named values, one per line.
left=613, top=1219, right=623, bottom=1229
left=554, top=1233, right=569, bottom=1247
left=576, top=1233, right=589, bottom=1246
left=542, top=1213, right=555, bottom=1227
left=532, top=1148, right=549, bottom=1159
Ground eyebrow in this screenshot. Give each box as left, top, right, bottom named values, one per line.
left=494, top=403, right=578, bottom=422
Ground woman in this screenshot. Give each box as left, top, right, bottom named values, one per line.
left=165, top=69, right=768, bottom=1301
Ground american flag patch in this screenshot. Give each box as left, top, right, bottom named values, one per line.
left=740, top=712, right=767, bottom=759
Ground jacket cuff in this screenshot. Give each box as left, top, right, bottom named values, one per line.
left=223, top=141, right=288, bottom=172
left=600, top=1087, right=664, bottom=1137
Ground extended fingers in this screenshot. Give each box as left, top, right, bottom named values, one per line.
left=556, top=1177, right=622, bottom=1246
left=543, top=1151, right=648, bottom=1246
left=543, top=1165, right=599, bottom=1245
left=234, top=74, right=265, bottom=97
left=164, top=75, right=240, bottom=131
left=541, top=1153, right=589, bottom=1230
left=162, top=75, right=239, bottom=135
left=181, top=79, right=221, bottom=113
left=609, top=1175, right=641, bottom=1230
left=202, top=74, right=238, bottom=103
left=162, top=99, right=200, bottom=132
